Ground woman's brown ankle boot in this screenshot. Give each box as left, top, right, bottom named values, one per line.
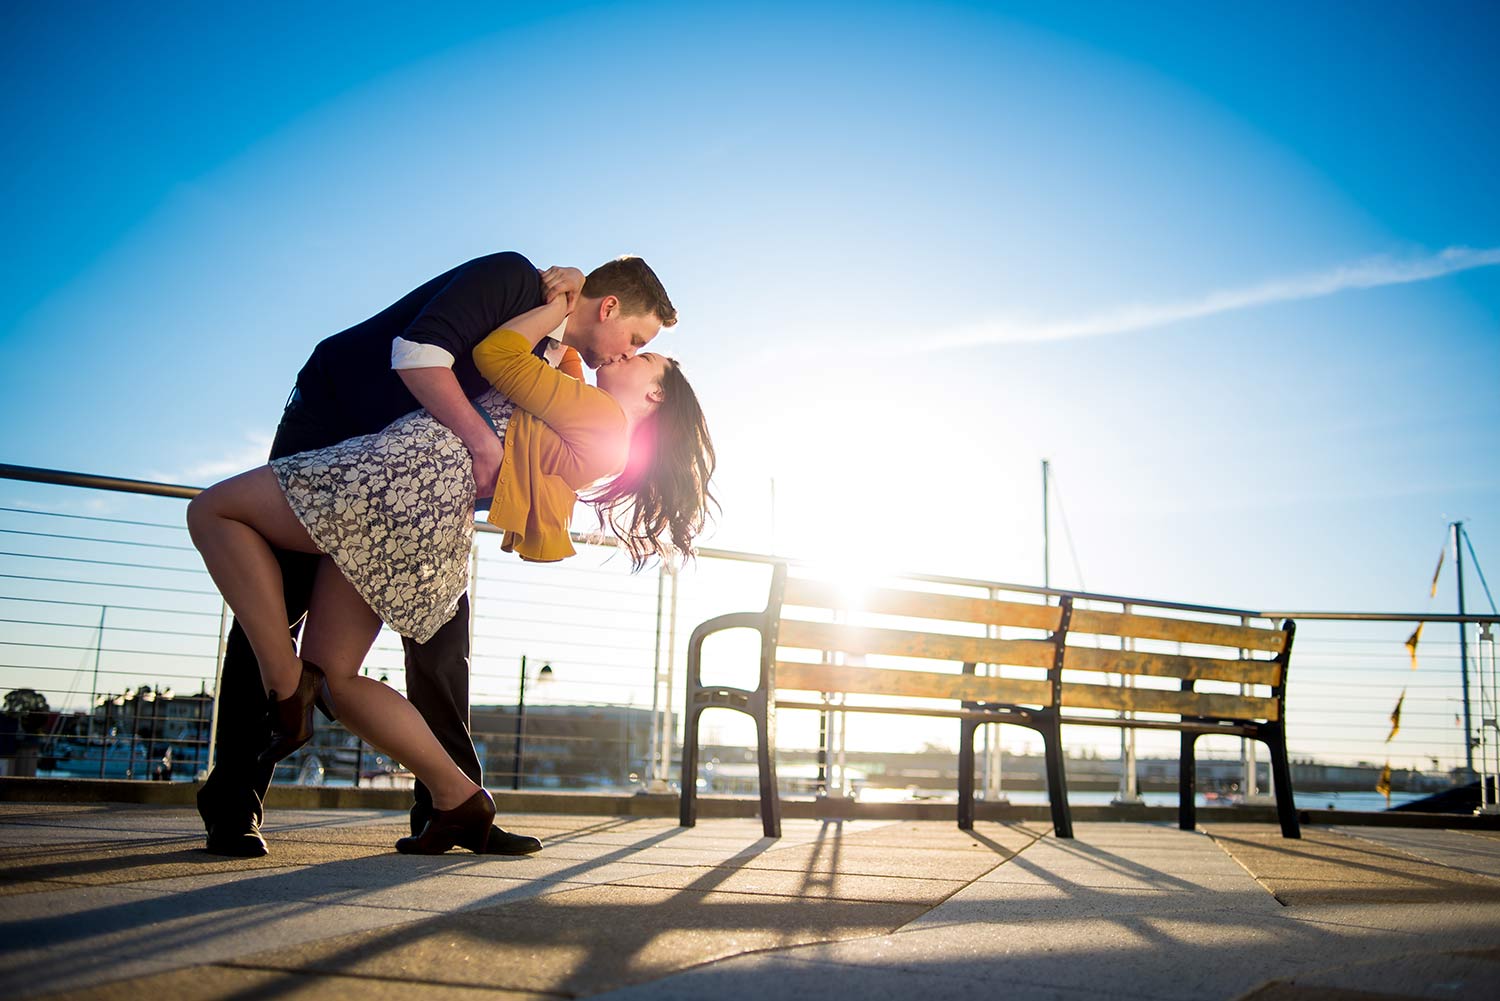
left=257, top=662, right=323, bottom=766
left=395, top=788, right=495, bottom=854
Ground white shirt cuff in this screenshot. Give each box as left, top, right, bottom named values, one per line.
left=391, top=337, right=457, bottom=370
left=540, top=317, right=568, bottom=366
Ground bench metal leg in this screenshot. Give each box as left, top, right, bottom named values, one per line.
left=1041, top=713, right=1073, bottom=839
left=1179, top=731, right=1198, bottom=831
left=957, top=718, right=980, bottom=830
left=1264, top=723, right=1300, bottom=839
left=679, top=703, right=704, bottom=828
left=754, top=699, right=781, bottom=838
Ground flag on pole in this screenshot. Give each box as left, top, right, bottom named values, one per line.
left=1430, top=544, right=1446, bottom=598
left=1386, top=690, right=1405, bottom=742
left=1404, top=624, right=1423, bottom=669
left=1375, top=762, right=1392, bottom=805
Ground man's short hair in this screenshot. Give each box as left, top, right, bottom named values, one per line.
left=583, top=256, right=677, bottom=327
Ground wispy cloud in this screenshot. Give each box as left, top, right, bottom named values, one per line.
left=882, top=245, right=1500, bottom=354
left=151, top=430, right=275, bottom=486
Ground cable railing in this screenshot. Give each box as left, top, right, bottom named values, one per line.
left=2, top=462, right=1498, bottom=815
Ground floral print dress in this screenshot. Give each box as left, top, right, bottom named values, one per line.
left=270, top=388, right=514, bottom=643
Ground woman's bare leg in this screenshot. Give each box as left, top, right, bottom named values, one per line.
left=301, top=557, right=481, bottom=811
left=187, top=466, right=321, bottom=698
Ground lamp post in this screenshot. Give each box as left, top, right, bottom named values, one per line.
left=129, top=688, right=155, bottom=779
left=97, top=689, right=133, bottom=778
left=94, top=694, right=109, bottom=778
left=512, top=656, right=552, bottom=790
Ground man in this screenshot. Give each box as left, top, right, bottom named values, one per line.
left=198, top=252, right=676, bottom=856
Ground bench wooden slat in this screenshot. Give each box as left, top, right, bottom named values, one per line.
left=1061, top=682, right=1280, bottom=721
left=1063, top=647, right=1283, bottom=687
left=778, top=619, right=1056, bottom=669
left=777, top=662, right=1053, bottom=705
left=784, top=579, right=1060, bottom=631
left=1068, top=608, right=1285, bottom=652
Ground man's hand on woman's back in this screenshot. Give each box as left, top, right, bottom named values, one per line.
left=471, top=434, right=503, bottom=499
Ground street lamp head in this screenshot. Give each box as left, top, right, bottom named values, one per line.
left=538, top=663, right=554, bottom=681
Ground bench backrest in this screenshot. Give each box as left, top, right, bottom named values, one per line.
left=766, top=568, right=1292, bottom=724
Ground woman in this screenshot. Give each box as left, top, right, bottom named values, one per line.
left=186, top=293, right=714, bottom=854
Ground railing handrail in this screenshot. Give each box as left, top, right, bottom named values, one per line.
left=5, top=460, right=1498, bottom=626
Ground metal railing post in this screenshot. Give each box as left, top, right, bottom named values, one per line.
left=646, top=563, right=666, bottom=790
left=658, top=565, right=679, bottom=789
left=1479, top=624, right=1498, bottom=815
left=1241, top=614, right=1258, bottom=798
left=205, top=601, right=230, bottom=777
left=1115, top=603, right=1141, bottom=804
left=984, top=586, right=1004, bottom=800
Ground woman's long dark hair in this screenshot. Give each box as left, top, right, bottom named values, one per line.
left=586, top=359, right=715, bottom=571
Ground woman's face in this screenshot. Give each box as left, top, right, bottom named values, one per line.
left=596, top=352, right=668, bottom=410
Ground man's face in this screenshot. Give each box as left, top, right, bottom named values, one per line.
left=568, top=296, right=662, bottom=369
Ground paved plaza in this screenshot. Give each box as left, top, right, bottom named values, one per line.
left=1, top=802, right=1498, bottom=1000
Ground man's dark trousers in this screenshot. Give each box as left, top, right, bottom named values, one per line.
left=196, top=394, right=479, bottom=845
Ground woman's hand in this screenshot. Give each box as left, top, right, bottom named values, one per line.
left=539, top=266, right=585, bottom=312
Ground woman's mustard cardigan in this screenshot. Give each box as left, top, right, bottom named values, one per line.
left=471, top=328, right=628, bottom=562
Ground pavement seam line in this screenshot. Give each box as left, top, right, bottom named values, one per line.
left=887, top=823, right=1053, bottom=931
left=1204, top=829, right=1290, bottom=907
left=1334, top=828, right=1500, bottom=885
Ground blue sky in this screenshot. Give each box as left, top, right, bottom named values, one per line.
left=2, top=2, right=1497, bottom=762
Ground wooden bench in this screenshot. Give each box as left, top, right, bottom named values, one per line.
left=679, top=563, right=1299, bottom=840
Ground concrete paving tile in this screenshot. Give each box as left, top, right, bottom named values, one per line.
left=609, top=864, right=969, bottom=904
left=8, top=811, right=1496, bottom=1001
left=534, top=817, right=843, bottom=843
left=261, top=808, right=405, bottom=827
left=0, top=825, right=182, bottom=847
left=839, top=820, right=1045, bottom=854
left=240, top=883, right=929, bottom=996
left=1237, top=986, right=1428, bottom=1001
left=36, top=963, right=552, bottom=1001
left=999, top=843, right=1248, bottom=875
left=0, top=835, right=394, bottom=890
left=0, top=806, right=200, bottom=836
left=983, top=846, right=1270, bottom=896
left=1203, top=825, right=1500, bottom=906
left=587, top=949, right=1122, bottom=1001
left=730, top=843, right=1007, bottom=881
left=444, top=852, right=687, bottom=885
left=1, top=880, right=67, bottom=896
left=57, top=856, right=582, bottom=913
left=1248, top=947, right=1500, bottom=1001
left=1329, top=827, right=1500, bottom=881
left=0, top=804, right=105, bottom=818
left=760, top=912, right=1343, bottom=1001
left=904, top=876, right=1281, bottom=926
left=561, top=827, right=796, bottom=846
left=1278, top=899, right=1500, bottom=938
left=272, top=822, right=411, bottom=848
left=979, top=867, right=1272, bottom=897
left=536, top=841, right=785, bottom=868
left=0, top=890, right=440, bottom=1001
